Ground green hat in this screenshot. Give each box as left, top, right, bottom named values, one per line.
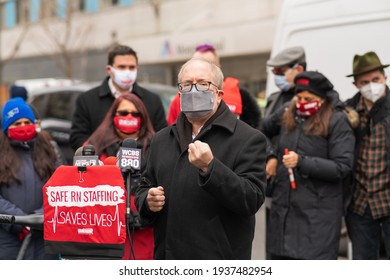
left=346, top=51, right=389, bottom=77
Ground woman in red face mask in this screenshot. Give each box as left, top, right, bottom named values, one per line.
left=0, top=97, right=59, bottom=260
left=86, top=93, right=155, bottom=260
left=263, top=71, right=356, bottom=260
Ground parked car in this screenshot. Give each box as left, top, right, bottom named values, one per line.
left=26, top=81, right=177, bottom=164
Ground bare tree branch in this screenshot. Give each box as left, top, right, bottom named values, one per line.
left=2, top=24, right=29, bottom=65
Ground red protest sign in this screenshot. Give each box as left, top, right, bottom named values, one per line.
left=43, top=165, right=126, bottom=258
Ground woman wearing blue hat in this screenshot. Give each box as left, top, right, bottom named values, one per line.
left=263, top=71, right=356, bottom=259
left=0, top=97, right=59, bottom=259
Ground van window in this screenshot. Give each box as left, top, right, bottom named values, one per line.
left=30, top=95, right=47, bottom=117
left=45, top=92, right=74, bottom=121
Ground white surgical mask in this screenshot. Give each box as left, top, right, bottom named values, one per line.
left=110, top=66, right=137, bottom=90
left=360, top=82, right=385, bottom=103
left=274, top=75, right=292, bottom=92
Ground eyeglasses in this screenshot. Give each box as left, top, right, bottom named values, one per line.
left=272, top=64, right=298, bottom=76
left=116, top=110, right=141, bottom=117
left=177, top=81, right=219, bottom=93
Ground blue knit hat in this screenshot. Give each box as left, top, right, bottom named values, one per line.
left=2, top=97, right=35, bottom=132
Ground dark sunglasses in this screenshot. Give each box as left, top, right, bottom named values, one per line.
left=116, top=110, right=141, bottom=118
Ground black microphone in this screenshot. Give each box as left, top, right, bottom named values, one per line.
left=73, top=144, right=100, bottom=166
left=82, top=144, right=96, bottom=156
left=116, top=138, right=142, bottom=229
left=116, top=138, right=142, bottom=172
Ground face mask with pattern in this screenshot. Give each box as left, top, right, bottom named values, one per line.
left=114, top=115, right=141, bottom=134
left=296, top=100, right=321, bottom=117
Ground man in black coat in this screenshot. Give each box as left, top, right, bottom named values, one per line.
left=135, top=57, right=267, bottom=260
left=70, top=44, right=167, bottom=151
left=262, top=46, right=306, bottom=182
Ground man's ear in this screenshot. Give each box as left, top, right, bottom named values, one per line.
left=106, top=65, right=112, bottom=75
left=297, top=65, right=305, bottom=73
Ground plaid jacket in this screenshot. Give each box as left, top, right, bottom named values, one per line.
left=346, top=86, right=390, bottom=220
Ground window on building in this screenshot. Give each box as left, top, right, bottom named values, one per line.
left=119, top=0, right=134, bottom=6
left=2, top=0, right=29, bottom=28
left=30, top=0, right=41, bottom=23
left=85, top=0, right=99, bottom=13
left=56, top=0, right=67, bottom=18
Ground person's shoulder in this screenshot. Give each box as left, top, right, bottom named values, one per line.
left=133, top=83, right=161, bottom=101
left=150, top=126, right=173, bottom=143
left=330, top=108, right=356, bottom=130
left=78, top=81, right=106, bottom=101
left=238, top=87, right=252, bottom=97
left=267, top=90, right=282, bottom=100
left=84, top=84, right=101, bottom=94
left=236, top=118, right=265, bottom=137
left=344, top=92, right=361, bottom=107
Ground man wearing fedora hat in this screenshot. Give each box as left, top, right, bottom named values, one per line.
left=344, top=51, right=390, bottom=260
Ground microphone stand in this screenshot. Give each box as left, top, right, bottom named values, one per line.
left=123, top=167, right=134, bottom=225
left=123, top=166, right=137, bottom=259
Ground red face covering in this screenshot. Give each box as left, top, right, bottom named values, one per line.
left=296, top=100, right=321, bottom=117
left=8, top=124, right=37, bottom=141
left=114, top=115, right=141, bottom=134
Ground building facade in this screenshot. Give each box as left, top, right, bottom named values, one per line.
left=0, top=0, right=282, bottom=100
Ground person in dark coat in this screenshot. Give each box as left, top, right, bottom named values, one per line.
left=70, top=44, right=167, bottom=151
left=344, top=51, right=390, bottom=260
left=0, top=98, right=59, bottom=260
left=135, top=57, right=267, bottom=260
left=263, top=71, right=355, bottom=259
left=262, top=46, right=306, bottom=189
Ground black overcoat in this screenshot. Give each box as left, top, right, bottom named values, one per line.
left=265, top=109, right=355, bottom=259
left=136, top=102, right=267, bottom=259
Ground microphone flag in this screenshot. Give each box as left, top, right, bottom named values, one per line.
left=116, top=138, right=142, bottom=171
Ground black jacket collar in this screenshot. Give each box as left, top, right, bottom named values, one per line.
left=172, top=101, right=237, bottom=152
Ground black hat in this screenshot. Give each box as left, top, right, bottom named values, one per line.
left=267, top=46, right=306, bottom=67
left=294, top=71, right=333, bottom=98
left=346, top=51, right=389, bottom=77
left=9, top=84, right=28, bottom=101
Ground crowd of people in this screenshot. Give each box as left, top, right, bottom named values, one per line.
left=0, top=42, right=389, bottom=261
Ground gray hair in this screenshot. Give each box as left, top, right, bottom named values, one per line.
left=178, top=57, right=224, bottom=89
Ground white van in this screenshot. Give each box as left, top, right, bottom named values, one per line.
left=265, top=0, right=390, bottom=101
